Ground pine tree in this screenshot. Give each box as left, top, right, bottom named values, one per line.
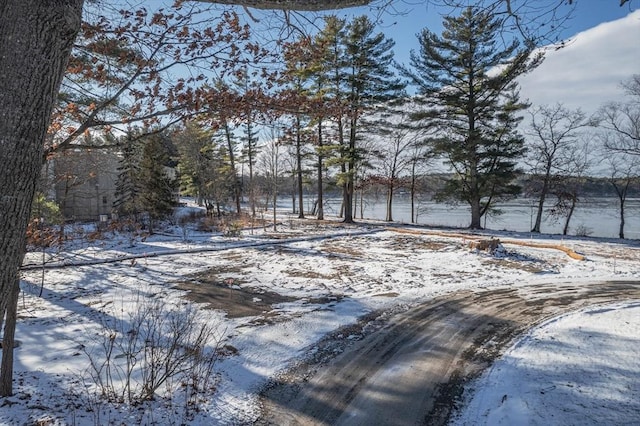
left=113, top=134, right=143, bottom=217
left=340, top=15, right=405, bottom=222
left=138, top=134, right=178, bottom=230
left=114, top=131, right=177, bottom=231
left=220, top=121, right=242, bottom=215
left=315, top=16, right=348, bottom=221
left=175, top=121, right=214, bottom=206
left=240, top=116, right=260, bottom=217
left=234, top=69, right=261, bottom=217
left=401, top=7, right=542, bottom=229
left=281, top=32, right=339, bottom=219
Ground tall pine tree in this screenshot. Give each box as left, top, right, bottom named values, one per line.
left=138, top=133, right=178, bottom=230
left=316, top=16, right=348, bottom=221
left=340, top=15, right=405, bottom=222
left=401, top=7, right=542, bottom=229
left=113, top=134, right=142, bottom=218
left=114, top=131, right=177, bottom=231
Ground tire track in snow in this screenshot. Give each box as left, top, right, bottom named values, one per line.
left=257, top=281, right=640, bottom=426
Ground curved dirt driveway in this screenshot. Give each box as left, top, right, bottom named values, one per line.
left=257, top=281, right=640, bottom=426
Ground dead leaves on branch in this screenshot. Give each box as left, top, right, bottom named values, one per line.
left=48, top=3, right=273, bottom=154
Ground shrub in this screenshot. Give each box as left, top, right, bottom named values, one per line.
left=574, top=224, right=593, bottom=237
left=82, top=296, right=222, bottom=414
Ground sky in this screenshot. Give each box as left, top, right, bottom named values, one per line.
left=329, top=1, right=639, bottom=64
left=325, top=1, right=640, bottom=114
left=518, top=8, right=640, bottom=114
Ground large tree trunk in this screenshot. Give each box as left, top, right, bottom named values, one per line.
left=470, top=201, right=482, bottom=229
left=0, top=0, right=83, bottom=396
left=0, top=281, right=19, bottom=396
left=467, top=132, right=482, bottom=229
left=343, top=123, right=356, bottom=224
left=343, top=170, right=354, bottom=223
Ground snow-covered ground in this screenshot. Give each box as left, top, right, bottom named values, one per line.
left=2, top=206, right=639, bottom=425
left=451, top=301, right=640, bottom=426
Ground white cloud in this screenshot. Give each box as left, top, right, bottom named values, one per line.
left=519, top=10, right=640, bottom=115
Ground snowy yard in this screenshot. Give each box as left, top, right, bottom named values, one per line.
left=2, top=212, right=639, bottom=425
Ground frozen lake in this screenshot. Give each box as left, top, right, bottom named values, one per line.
left=280, top=196, right=640, bottom=240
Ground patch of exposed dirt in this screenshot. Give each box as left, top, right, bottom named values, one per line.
left=177, top=268, right=346, bottom=322
left=317, top=240, right=368, bottom=259
left=176, top=266, right=296, bottom=319
left=286, top=269, right=337, bottom=280
left=256, top=281, right=640, bottom=426
left=387, top=235, right=455, bottom=252
left=177, top=279, right=296, bottom=319
left=372, top=292, right=399, bottom=298
left=483, top=257, right=549, bottom=274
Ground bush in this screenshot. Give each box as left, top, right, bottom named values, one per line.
left=26, top=218, right=62, bottom=248
left=575, top=224, right=593, bottom=237
left=82, top=295, right=222, bottom=414
left=27, top=193, right=64, bottom=247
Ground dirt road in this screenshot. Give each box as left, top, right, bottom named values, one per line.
left=257, top=281, right=640, bottom=426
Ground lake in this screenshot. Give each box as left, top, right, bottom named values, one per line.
left=279, top=196, right=640, bottom=240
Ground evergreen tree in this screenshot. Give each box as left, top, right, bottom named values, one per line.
left=315, top=16, right=348, bottom=221
left=113, top=134, right=143, bottom=217
left=401, top=7, right=542, bottom=229
left=138, top=133, right=178, bottom=229
left=220, top=121, right=242, bottom=215
left=114, top=131, right=177, bottom=231
left=340, top=15, right=405, bottom=222
left=240, top=115, right=260, bottom=217
left=234, top=69, right=261, bottom=217
left=175, top=121, right=215, bottom=206
left=211, top=79, right=243, bottom=215
left=203, top=141, right=236, bottom=217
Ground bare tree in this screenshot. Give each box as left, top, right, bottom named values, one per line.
left=598, top=75, right=640, bottom=157
left=365, top=108, right=421, bottom=222
left=595, top=75, right=640, bottom=239
left=602, top=152, right=639, bottom=239
left=526, top=103, right=592, bottom=233
left=547, top=140, right=593, bottom=236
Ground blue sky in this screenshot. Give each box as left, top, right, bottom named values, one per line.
left=326, top=1, right=639, bottom=68
left=325, top=1, right=638, bottom=115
